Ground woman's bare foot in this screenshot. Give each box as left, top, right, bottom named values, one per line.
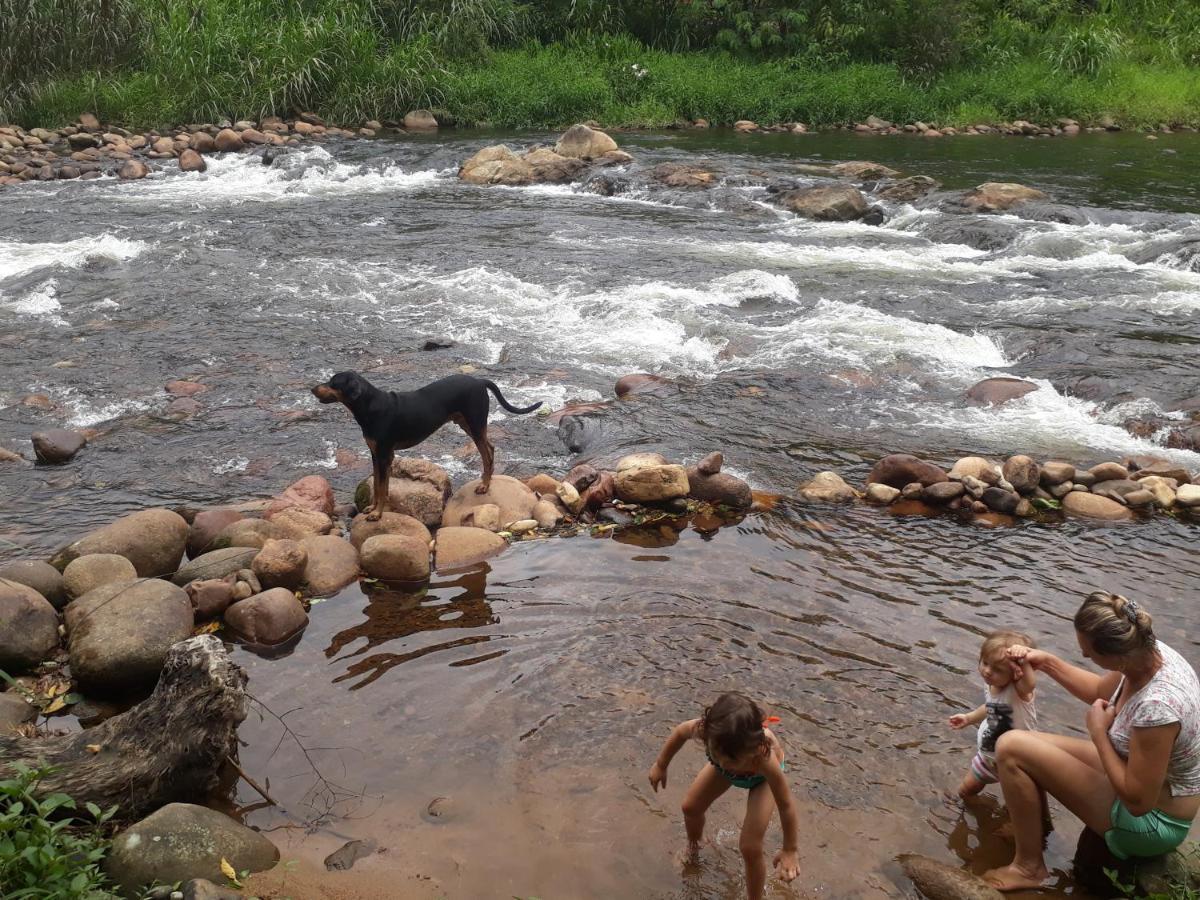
left=983, top=862, right=1050, bottom=892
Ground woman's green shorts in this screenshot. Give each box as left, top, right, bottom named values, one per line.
left=1105, top=799, right=1192, bottom=860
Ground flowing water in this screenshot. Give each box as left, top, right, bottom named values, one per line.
left=2, top=129, right=1200, bottom=898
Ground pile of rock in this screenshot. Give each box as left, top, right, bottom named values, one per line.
left=458, top=124, right=632, bottom=187
left=708, top=114, right=1181, bottom=138
left=0, top=108, right=440, bottom=187
left=799, top=452, right=1200, bottom=525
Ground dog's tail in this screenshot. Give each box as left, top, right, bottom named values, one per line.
left=483, top=380, right=542, bottom=415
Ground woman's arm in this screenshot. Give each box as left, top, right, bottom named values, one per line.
left=1088, top=701, right=1178, bottom=816
left=648, top=718, right=700, bottom=791
left=764, top=758, right=800, bottom=882
left=1008, top=645, right=1118, bottom=704
left=1013, top=658, right=1037, bottom=703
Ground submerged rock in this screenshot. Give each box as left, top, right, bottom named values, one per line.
left=554, top=123, right=618, bottom=159
left=898, top=854, right=1004, bottom=900
left=965, top=377, right=1038, bottom=406
left=434, top=527, right=506, bottom=571
left=867, top=454, right=948, bottom=489
left=799, top=471, right=858, bottom=502
left=961, top=181, right=1047, bottom=212
left=776, top=184, right=869, bottom=221
left=31, top=428, right=86, bottom=463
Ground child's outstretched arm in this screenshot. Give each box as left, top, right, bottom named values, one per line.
left=765, top=759, right=800, bottom=882
left=948, top=704, right=987, bottom=729
left=648, top=718, right=700, bottom=792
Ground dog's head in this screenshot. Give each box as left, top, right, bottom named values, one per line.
left=312, top=371, right=368, bottom=406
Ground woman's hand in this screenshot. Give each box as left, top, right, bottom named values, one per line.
left=648, top=762, right=667, bottom=792
left=774, top=848, right=800, bottom=882
left=1006, top=644, right=1050, bottom=670
left=948, top=714, right=969, bottom=730
left=1087, top=698, right=1116, bottom=739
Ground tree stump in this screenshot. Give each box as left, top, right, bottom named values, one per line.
left=0, top=636, right=247, bottom=820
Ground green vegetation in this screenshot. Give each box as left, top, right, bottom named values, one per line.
left=0, top=764, right=118, bottom=899
left=4, top=0, right=1200, bottom=130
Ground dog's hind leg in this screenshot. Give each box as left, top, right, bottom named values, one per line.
left=366, top=440, right=393, bottom=521
left=453, top=412, right=495, bottom=494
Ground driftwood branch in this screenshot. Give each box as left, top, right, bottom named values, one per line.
left=0, top=635, right=247, bottom=820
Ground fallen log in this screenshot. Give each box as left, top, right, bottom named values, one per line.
left=0, top=635, right=247, bottom=820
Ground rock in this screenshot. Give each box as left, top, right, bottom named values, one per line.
left=614, top=373, right=674, bottom=398
left=733, top=120, right=758, bottom=133
left=556, top=481, right=583, bottom=514
left=0, top=582, right=60, bottom=673
left=865, top=483, right=900, bottom=504
left=187, top=509, right=244, bottom=558
left=63, top=553, right=138, bottom=600
left=264, top=475, right=334, bottom=519
left=51, top=509, right=188, bottom=577
left=214, top=128, right=244, bottom=151
left=66, top=579, right=193, bottom=694
left=301, top=535, right=359, bottom=597
left=31, top=428, right=86, bottom=463
left=617, top=452, right=669, bottom=471
left=830, top=160, right=900, bottom=179
left=178, top=149, right=206, bottom=172
left=1073, top=470, right=1096, bottom=487
left=580, top=470, right=616, bottom=510
left=1130, top=461, right=1193, bottom=484
left=898, top=853, right=1004, bottom=900
left=1002, top=455, right=1041, bottom=494
left=1124, top=489, right=1155, bottom=508
left=356, top=457, right=451, bottom=527
left=687, top=469, right=753, bottom=509
left=1093, top=479, right=1143, bottom=503
left=1176, top=484, right=1200, bottom=507
left=982, top=487, right=1020, bottom=514
left=901, top=482, right=924, bottom=500
left=613, top=464, right=690, bottom=503
left=1061, top=491, right=1134, bottom=521
left=434, top=527, right=507, bottom=572
left=961, top=182, right=1047, bottom=212
left=522, top=147, right=589, bottom=183
left=68, top=131, right=100, bottom=149
left=224, top=588, right=308, bottom=645
left=0, top=448, right=24, bottom=463
left=270, top=506, right=333, bottom=539
left=525, top=473, right=560, bottom=495
left=877, top=175, right=940, bottom=202
left=185, top=577, right=237, bottom=620
left=948, top=457, right=1000, bottom=483
left=1137, top=842, right=1200, bottom=896
left=965, top=377, right=1038, bottom=406
left=651, top=162, right=716, bottom=188
left=442, top=475, right=537, bottom=528
left=1136, top=476, right=1177, bottom=509
left=562, top=464, right=599, bottom=493
left=1049, top=481, right=1075, bottom=499
left=240, top=128, right=268, bottom=145
left=360, top=534, right=430, bottom=582
left=118, top=159, right=149, bottom=180
left=323, top=839, right=377, bottom=872
left=508, top=519, right=538, bottom=535
left=961, top=475, right=989, bottom=499
left=459, top=144, right=534, bottom=185
left=403, top=109, right=438, bottom=131
left=105, top=803, right=278, bottom=894
left=799, top=471, right=858, bottom=503
left=532, top=499, right=563, bottom=529
left=1040, top=461, right=1075, bottom=486
left=182, top=878, right=241, bottom=900
left=250, top=539, right=308, bottom=590
left=696, top=452, right=723, bottom=476
left=776, top=184, right=869, bottom=221
left=0, top=560, right=66, bottom=609
left=172, top=547, right=259, bottom=586
left=210, top=518, right=286, bottom=551
left=349, top=512, right=431, bottom=550
left=1089, top=462, right=1130, bottom=483
left=867, top=454, right=949, bottom=489
left=923, top=482, right=965, bottom=503
left=0, top=692, right=36, bottom=734
left=467, top=504, right=502, bottom=531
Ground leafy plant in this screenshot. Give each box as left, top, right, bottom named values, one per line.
left=0, top=764, right=118, bottom=899
left=1042, top=21, right=1127, bottom=76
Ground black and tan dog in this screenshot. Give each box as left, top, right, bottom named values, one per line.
left=311, top=371, right=542, bottom=520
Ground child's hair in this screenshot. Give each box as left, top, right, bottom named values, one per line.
left=701, top=692, right=768, bottom=761
left=980, top=629, right=1035, bottom=661
left=1074, top=591, right=1155, bottom=657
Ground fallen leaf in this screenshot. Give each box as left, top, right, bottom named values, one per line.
left=43, top=696, right=67, bottom=714
left=220, top=857, right=237, bottom=883
left=86, top=744, right=101, bottom=754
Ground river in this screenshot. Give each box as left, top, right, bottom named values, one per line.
left=2, top=128, right=1199, bottom=898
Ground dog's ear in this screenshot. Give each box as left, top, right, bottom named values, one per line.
left=338, top=373, right=364, bottom=402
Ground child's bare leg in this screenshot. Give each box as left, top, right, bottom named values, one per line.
left=681, top=765, right=732, bottom=849
left=957, top=771, right=986, bottom=799
left=740, top=783, right=777, bottom=900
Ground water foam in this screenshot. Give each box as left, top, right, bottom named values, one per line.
left=4, top=279, right=68, bottom=326
left=0, top=234, right=147, bottom=282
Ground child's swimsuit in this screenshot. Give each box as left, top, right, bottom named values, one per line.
left=707, top=751, right=786, bottom=790
left=971, top=681, right=1037, bottom=784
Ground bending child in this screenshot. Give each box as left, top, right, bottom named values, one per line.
left=648, top=692, right=801, bottom=900
left=948, top=629, right=1038, bottom=798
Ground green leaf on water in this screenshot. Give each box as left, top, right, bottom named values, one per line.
left=1031, top=497, right=1061, bottom=510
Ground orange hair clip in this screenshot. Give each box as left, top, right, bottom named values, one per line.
left=763, top=716, right=781, bottom=725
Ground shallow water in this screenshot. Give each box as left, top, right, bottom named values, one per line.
left=2, top=128, right=1199, bottom=897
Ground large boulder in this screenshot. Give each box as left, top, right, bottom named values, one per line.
left=830, top=160, right=900, bottom=179
left=214, top=128, right=244, bottom=151
left=63, top=553, right=138, bottom=601
left=0, top=582, right=60, bottom=673
left=210, top=518, right=287, bottom=551
left=442, top=475, right=537, bottom=528
left=0, top=560, right=66, bottom=609
left=434, top=527, right=506, bottom=572
left=263, top=475, right=334, bottom=519
left=867, top=454, right=948, bottom=489
left=171, top=547, right=259, bottom=586
left=0, top=692, right=36, bottom=734
left=651, top=163, right=717, bottom=189
left=356, top=458, right=451, bottom=528
left=301, top=535, right=359, bottom=597
left=580, top=470, right=616, bottom=510
left=403, top=109, right=438, bottom=131
left=224, top=589, right=308, bottom=645
left=1176, top=484, right=1200, bottom=508
left=349, top=512, right=431, bottom=550
left=948, top=457, right=1000, bottom=484
left=1061, top=491, right=1134, bottom=521
left=105, top=803, right=278, bottom=894
left=1002, top=455, right=1041, bottom=494
left=554, top=124, right=618, bottom=159
left=187, top=508, right=244, bottom=558
left=877, top=175, right=940, bottom=203
left=965, top=377, right=1038, bottom=406
left=459, top=145, right=534, bottom=187
left=185, top=577, right=237, bottom=620
left=66, top=579, right=194, bottom=694
left=250, top=539, right=308, bottom=591
left=269, top=506, right=333, bottom=539
left=1090, top=462, right=1130, bottom=483
left=51, top=509, right=189, bottom=577
left=1041, top=461, right=1075, bottom=486
left=962, top=182, right=1047, bottom=212
left=776, top=185, right=868, bottom=221
left=31, top=428, right=86, bottom=463
left=178, top=148, right=206, bottom=172
left=359, top=534, right=430, bottom=582
left=798, top=471, right=858, bottom=503
left=523, top=147, right=589, bottom=183
left=613, top=464, right=689, bottom=503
